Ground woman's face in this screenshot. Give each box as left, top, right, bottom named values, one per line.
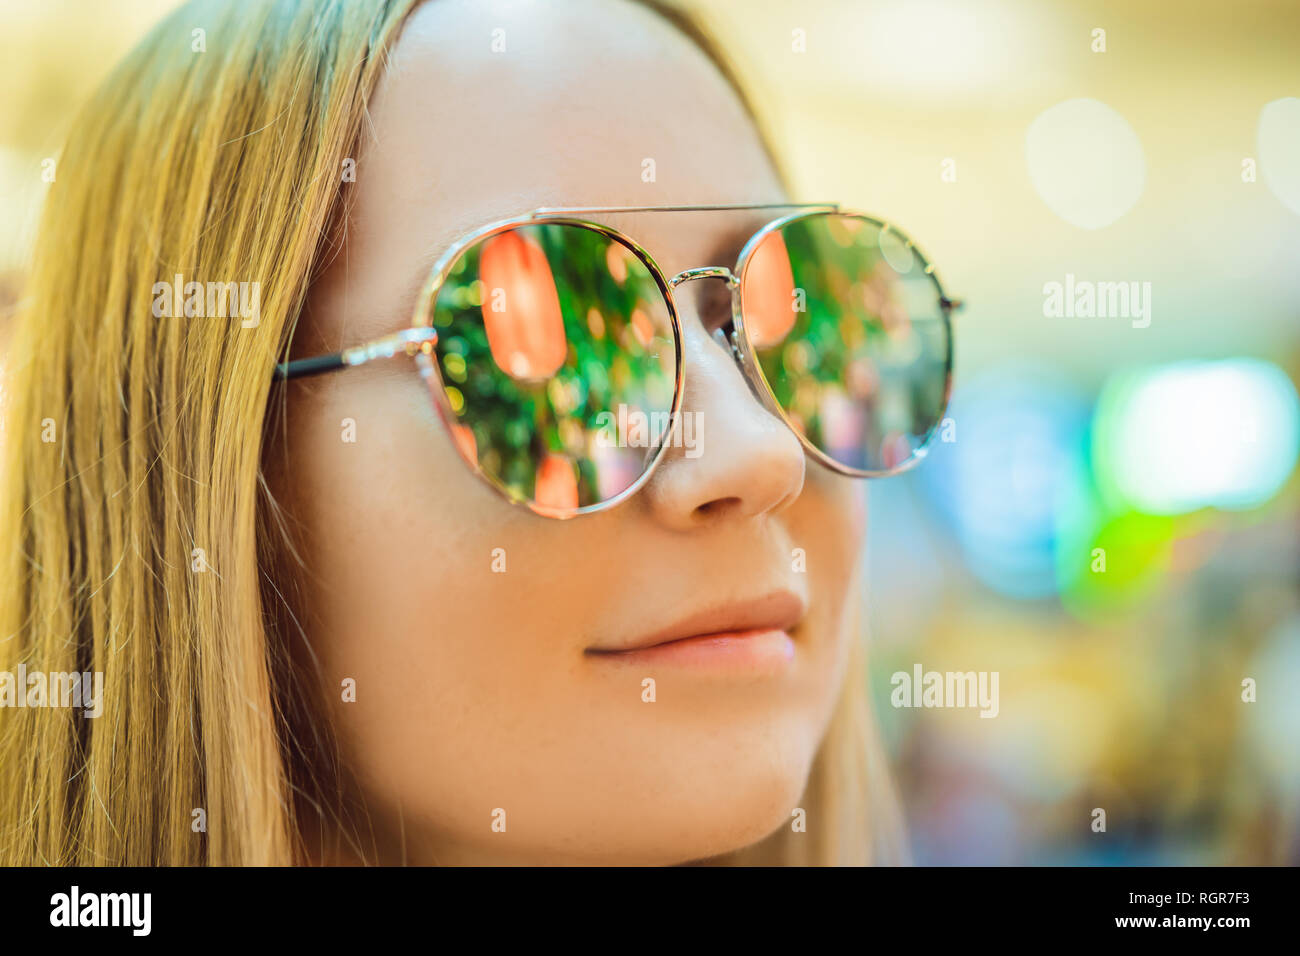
left=277, top=0, right=865, bottom=865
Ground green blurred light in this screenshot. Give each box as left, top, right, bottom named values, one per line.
left=1055, top=438, right=1175, bottom=615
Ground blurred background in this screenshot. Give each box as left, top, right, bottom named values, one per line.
left=2, top=0, right=1297, bottom=864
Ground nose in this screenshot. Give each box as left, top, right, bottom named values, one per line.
left=640, top=283, right=806, bottom=531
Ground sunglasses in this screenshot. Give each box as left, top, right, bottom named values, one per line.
left=274, top=203, right=960, bottom=518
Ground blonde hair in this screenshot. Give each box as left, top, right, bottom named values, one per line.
left=0, top=0, right=901, bottom=866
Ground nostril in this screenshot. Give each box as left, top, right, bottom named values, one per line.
left=694, top=496, right=743, bottom=520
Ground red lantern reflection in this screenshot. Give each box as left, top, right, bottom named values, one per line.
left=742, top=231, right=798, bottom=347
left=534, top=453, right=579, bottom=511
left=479, top=230, right=567, bottom=380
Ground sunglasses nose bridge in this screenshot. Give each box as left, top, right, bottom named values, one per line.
left=659, top=266, right=774, bottom=424
left=667, top=265, right=748, bottom=372
left=667, top=266, right=738, bottom=290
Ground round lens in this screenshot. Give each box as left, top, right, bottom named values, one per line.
left=739, top=212, right=952, bottom=474
left=421, top=222, right=678, bottom=514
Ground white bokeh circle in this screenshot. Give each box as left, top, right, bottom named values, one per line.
left=1258, top=97, right=1300, bottom=216
left=1025, top=98, right=1146, bottom=230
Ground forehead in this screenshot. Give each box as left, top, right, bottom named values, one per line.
left=317, top=0, right=785, bottom=340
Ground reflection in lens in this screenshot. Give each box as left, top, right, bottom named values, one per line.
left=428, top=223, right=676, bottom=511
left=478, top=230, right=568, bottom=380
left=740, top=213, right=951, bottom=473
left=743, top=229, right=798, bottom=347
left=534, top=452, right=579, bottom=511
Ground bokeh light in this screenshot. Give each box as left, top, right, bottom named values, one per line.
left=1093, top=359, right=1300, bottom=515
left=1258, top=97, right=1300, bottom=216
left=1025, top=98, right=1146, bottom=230
left=922, top=365, right=1091, bottom=599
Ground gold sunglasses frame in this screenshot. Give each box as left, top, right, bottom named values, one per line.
left=273, top=202, right=960, bottom=518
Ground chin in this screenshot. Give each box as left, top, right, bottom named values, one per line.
left=607, top=738, right=819, bottom=866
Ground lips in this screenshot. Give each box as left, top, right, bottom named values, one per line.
left=586, top=589, right=806, bottom=656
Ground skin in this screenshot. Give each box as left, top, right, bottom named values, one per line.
left=272, top=0, right=866, bottom=865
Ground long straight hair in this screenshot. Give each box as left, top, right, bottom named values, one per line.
left=0, top=0, right=902, bottom=866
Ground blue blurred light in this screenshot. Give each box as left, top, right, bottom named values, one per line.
left=921, top=364, right=1091, bottom=599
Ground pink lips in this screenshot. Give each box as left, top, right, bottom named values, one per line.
left=585, top=590, right=805, bottom=674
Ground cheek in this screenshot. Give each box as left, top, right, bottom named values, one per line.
left=278, top=376, right=607, bottom=834
left=788, top=468, right=866, bottom=704
left=851, top=482, right=868, bottom=539
left=796, top=468, right=866, bottom=593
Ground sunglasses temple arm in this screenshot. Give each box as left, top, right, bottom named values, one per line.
left=273, top=328, right=440, bottom=381
left=274, top=353, right=345, bottom=380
